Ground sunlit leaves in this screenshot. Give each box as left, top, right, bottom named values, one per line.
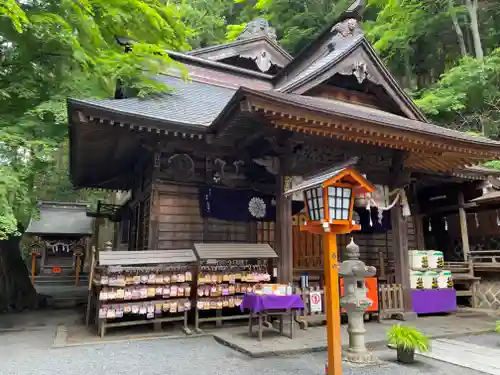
left=0, top=0, right=28, bottom=33
left=0, top=0, right=192, bottom=238
left=416, top=49, right=500, bottom=136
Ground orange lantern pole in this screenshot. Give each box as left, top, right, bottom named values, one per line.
left=284, top=161, right=374, bottom=375
left=323, top=231, right=343, bottom=375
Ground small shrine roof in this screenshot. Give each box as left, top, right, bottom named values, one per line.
left=26, top=202, right=94, bottom=236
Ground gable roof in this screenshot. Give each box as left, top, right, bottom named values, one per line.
left=274, top=8, right=427, bottom=121
left=187, top=35, right=292, bottom=70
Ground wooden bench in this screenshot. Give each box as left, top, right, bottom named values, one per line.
left=444, top=260, right=480, bottom=307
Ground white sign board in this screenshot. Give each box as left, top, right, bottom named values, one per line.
left=309, top=291, right=322, bottom=313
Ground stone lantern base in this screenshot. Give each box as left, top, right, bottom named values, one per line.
left=343, top=349, right=378, bottom=364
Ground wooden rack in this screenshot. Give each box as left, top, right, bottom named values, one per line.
left=192, top=243, right=278, bottom=333
left=86, top=249, right=197, bottom=338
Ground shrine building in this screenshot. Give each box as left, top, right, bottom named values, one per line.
left=66, top=1, right=500, bottom=314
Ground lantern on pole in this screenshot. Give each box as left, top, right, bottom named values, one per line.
left=285, top=162, right=374, bottom=375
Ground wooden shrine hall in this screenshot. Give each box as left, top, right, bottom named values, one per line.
left=67, top=0, right=500, bottom=317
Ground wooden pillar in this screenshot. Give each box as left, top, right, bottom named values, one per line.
left=457, top=191, right=470, bottom=261
left=276, top=164, right=293, bottom=284
left=410, top=182, right=425, bottom=250
left=391, top=204, right=413, bottom=314
left=390, top=152, right=415, bottom=318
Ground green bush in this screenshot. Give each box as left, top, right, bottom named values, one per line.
left=495, top=321, right=500, bottom=333
left=387, top=324, right=430, bottom=352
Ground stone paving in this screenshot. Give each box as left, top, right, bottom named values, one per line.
left=455, top=332, right=500, bottom=349
left=419, top=338, right=500, bottom=375
left=0, top=328, right=489, bottom=375
left=211, top=313, right=497, bottom=357
left=1, top=308, right=498, bottom=375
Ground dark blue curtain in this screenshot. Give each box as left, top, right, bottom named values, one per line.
left=199, top=186, right=304, bottom=222
left=354, top=206, right=392, bottom=233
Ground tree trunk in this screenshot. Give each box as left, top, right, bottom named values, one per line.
left=465, top=0, right=484, bottom=59
left=448, top=0, right=468, bottom=57
left=0, top=234, right=40, bottom=313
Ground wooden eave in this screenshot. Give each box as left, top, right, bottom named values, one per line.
left=187, top=36, right=292, bottom=65
left=68, top=99, right=207, bottom=138
left=470, top=191, right=500, bottom=208
left=210, top=89, right=500, bottom=173
left=68, top=103, right=207, bottom=190
left=166, top=50, right=274, bottom=81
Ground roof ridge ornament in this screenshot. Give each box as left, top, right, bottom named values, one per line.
left=332, top=18, right=358, bottom=37
left=330, top=0, right=366, bottom=38
left=237, top=18, right=277, bottom=41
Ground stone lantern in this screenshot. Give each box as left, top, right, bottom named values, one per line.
left=339, top=238, right=377, bottom=363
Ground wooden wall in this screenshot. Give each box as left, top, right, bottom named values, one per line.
left=126, top=154, right=153, bottom=250
left=443, top=208, right=500, bottom=238
left=426, top=208, right=500, bottom=260
left=290, top=213, right=416, bottom=274
left=153, top=183, right=255, bottom=250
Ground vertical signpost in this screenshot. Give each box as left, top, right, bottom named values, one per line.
left=284, top=165, right=374, bottom=375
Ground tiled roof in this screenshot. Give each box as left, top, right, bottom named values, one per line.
left=69, top=75, right=237, bottom=127
left=26, top=202, right=94, bottom=236
left=278, top=34, right=364, bottom=92
left=245, top=89, right=500, bottom=146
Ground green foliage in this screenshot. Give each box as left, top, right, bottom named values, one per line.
left=2, top=0, right=500, bottom=240
left=416, top=49, right=500, bottom=136
left=387, top=324, right=430, bottom=352
left=226, top=23, right=247, bottom=42
left=496, top=320, right=500, bottom=333
left=225, top=0, right=350, bottom=54
left=0, top=0, right=192, bottom=239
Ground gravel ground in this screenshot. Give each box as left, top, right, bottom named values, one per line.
left=0, top=329, right=489, bottom=375
left=452, top=333, right=500, bottom=350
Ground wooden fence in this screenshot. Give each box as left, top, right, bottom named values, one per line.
left=378, top=284, right=404, bottom=320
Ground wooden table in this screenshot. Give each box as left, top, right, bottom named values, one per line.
left=241, top=294, right=304, bottom=341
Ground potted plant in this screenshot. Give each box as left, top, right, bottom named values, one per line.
left=387, top=324, right=430, bottom=364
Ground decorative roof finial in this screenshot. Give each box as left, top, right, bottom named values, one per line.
left=237, top=18, right=277, bottom=41
left=330, top=0, right=365, bottom=38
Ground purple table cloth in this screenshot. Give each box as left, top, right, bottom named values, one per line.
left=240, top=293, right=304, bottom=313
left=411, top=289, right=457, bottom=314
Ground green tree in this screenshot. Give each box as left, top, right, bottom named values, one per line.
left=227, top=0, right=350, bottom=54
left=0, top=0, right=191, bottom=312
